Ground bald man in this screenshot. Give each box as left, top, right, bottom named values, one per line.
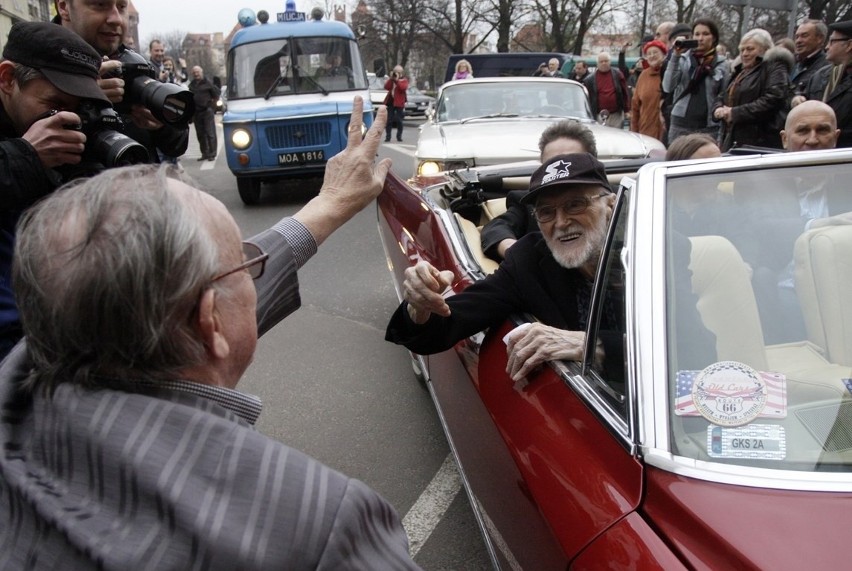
left=781, top=99, right=840, bottom=151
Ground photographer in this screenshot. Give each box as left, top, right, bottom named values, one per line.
left=383, top=65, right=408, bottom=142
left=0, top=22, right=113, bottom=358
left=54, top=0, right=190, bottom=164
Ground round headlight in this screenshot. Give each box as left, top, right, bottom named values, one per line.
left=418, top=161, right=441, bottom=176
left=231, top=129, right=252, bottom=150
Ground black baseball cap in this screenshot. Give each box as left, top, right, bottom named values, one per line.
left=829, top=20, right=852, bottom=38
left=2, top=21, right=109, bottom=104
left=521, top=153, right=611, bottom=205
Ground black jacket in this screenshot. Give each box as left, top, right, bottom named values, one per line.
left=189, top=77, right=220, bottom=115
left=713, top=47, right=793, bottom=151
left=790, top=50, right=830, bottom=96
left=480, top=190, right=538, bottom=261
left=803, top=63, right=852, bottom=148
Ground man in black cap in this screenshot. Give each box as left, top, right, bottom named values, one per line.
left=795, top=19, right=852, bottom=147
left=54, top=0, right=189, bottom=162
left=386, top=153, right=621, bottom=382
left=0, top=21, right=113, bottom=359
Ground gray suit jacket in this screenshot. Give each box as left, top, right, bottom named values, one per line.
left=0, top=223, right=420, bottom=570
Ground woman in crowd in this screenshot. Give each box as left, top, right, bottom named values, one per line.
left=665, top=132, right=722, bottom=161
left=630, top=40, right=668, bottom=141
left=662, top=18, right=730, bottom=144
left=712, top=28, right=793, bottom=150
left=453, top=59, right=474, bottom=80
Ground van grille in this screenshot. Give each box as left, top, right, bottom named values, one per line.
left=265, top=122, right=332, bottom=149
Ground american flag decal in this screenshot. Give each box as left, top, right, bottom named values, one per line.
left=675, top=369, right=787, bottom=418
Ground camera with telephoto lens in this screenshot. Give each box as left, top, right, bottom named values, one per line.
left=674, top=38, right=699, bottom=50
left=56, top=102, right=151, bottom=181
left=109, top=47, right=195, bottom=127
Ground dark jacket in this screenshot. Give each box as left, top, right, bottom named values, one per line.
left=802, top=63, right=852, bottom=148
left=713, top=47, right=794, bottom=151
left=0, top=104, right=64, bottom=355
left=189, top=77, right=220, bottom=115
left=583, top=69, right=630, bottom=116
left=480, top=190, right=538, bottom=261
left=790, top=50, right=830, bottom=96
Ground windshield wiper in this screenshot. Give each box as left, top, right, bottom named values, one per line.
left=264, top=57, right=292, bottom=100
left=294, top=66, right=329, bottom=96
left=460, top=113, right=519, bottom=124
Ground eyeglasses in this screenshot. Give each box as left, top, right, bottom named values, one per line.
left=533, top=193, right=608, bottom=223
left=211, top=242, right=269, bottom=282
left=828, top=37, right=851, bottom=44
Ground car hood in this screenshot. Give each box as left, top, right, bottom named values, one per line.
left=416, top=119, right=663, bottom=163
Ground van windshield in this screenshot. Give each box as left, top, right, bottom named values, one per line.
left=229, top=36, right=367, bottom=99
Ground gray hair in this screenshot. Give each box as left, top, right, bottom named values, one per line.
left=538, top=120, right=598, bottom=158
left=799, top=19, right=828, bottom=41
left=14, top=164, right=222, bottom=391
left=740, top=28, right=773, bottom=53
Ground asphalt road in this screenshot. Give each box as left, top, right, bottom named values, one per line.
left=184, top=116, right=492, bottom=570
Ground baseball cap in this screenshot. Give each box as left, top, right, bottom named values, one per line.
left=2, top=21, right=109, bottom=104
left=521, top=153, right=611, bottom=205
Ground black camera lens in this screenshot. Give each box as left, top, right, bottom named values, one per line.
left=89, top=130, right=151, bottom=166
left=129, top=75, right=194, bottom=126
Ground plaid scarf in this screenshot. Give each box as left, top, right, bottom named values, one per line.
left=684, top=47, right=718, bottom=96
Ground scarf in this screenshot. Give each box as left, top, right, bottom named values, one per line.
left=726, top=58, right=761, bottom=106
left=684, top=47, right=717, bottom=96
left=823, top=64, right=846, bottom=100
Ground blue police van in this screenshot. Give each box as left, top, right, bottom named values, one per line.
left=224, top=6, right=373, bottom=204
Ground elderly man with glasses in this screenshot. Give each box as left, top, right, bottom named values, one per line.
left=0, top=100, right=423, bottom=569
left=793, top=19, right=852, bottom=147
left=386, top=153, right=621, bottom=382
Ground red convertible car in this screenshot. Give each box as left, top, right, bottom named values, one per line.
left=377, top=149, right=852, bottom=569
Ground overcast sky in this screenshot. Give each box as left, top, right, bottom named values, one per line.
left=131, top=0, right=312, bottom=47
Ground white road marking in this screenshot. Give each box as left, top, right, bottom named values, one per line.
left=402, top=453, right=462, bottom=556
left=200, top=123, right=224, bottom=171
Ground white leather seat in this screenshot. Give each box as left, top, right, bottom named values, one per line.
left=689, top=235, right=768, bottom=370
left=794, top=225, right=852, bottom=367
left=453, top=213, right=498, bottom=274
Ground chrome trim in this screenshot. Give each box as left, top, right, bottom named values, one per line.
left=255, top=112, right=338, bottom=122
left=643, top=448, right=852, bottom=492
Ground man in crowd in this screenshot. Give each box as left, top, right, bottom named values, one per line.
left=0, top=99, right=421, bottom=569
left=384, top=64, right=408, bottom=142
left=189, top=65, right=220, bottom=161
left=790, top=20, right=830, bottom=97
left=583, top=52, right=630, bottom=128
left=0, top=21, right=112, bottom=359
left=655, top=21, right=676, bottom=44
left=54, top=0, right=189, bottom=162
left=149, top=38, right=166, bottom=77
left=480, top=120, right=598, bottom=261
left=782, top=99, right=840, bottom=151
left=388, top=153, right=621, bottom=382
left=535, top=57, right=563, bottom=77
left=794, top=19, right=852, bottom=147
left=570, top=60, right=590, bottom=82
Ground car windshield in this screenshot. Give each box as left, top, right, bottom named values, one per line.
left=664, top=161, right=852, bottom=473
left=228, top=36, right=367, bottom=99
left=435, top=81, right=591, bottom=122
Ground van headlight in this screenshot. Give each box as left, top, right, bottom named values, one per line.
left=231, top=129, right=252, bottom=150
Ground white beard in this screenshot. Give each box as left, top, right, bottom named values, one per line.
left=545, top=213, right=608, bottom=270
